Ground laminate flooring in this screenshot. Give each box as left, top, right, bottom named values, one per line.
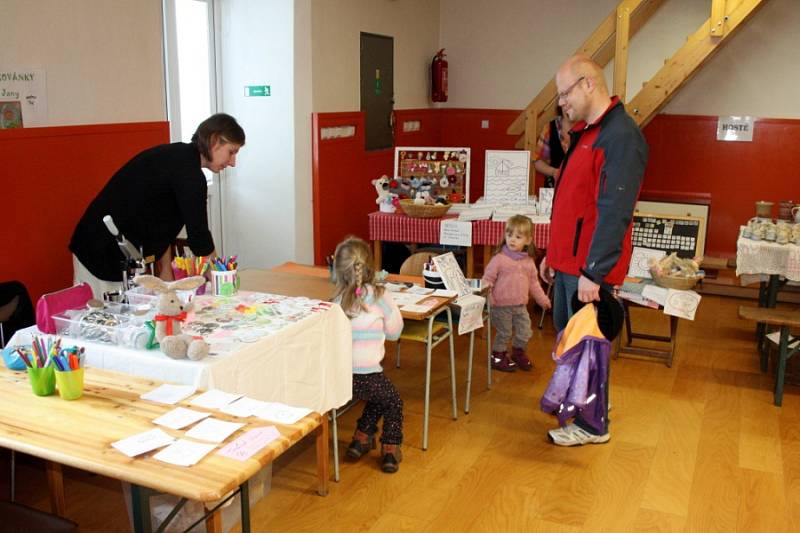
left=1, top=295, right=798, bottom=532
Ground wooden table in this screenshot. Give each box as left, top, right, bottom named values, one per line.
left=0, top=366, right=328, bottom=533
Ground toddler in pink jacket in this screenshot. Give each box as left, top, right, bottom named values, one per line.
left=482, top=215, right=551, bottom=372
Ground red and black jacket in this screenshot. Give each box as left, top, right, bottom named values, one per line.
left=547, top=97, right=648, bottom=286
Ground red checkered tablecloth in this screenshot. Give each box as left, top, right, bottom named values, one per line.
left=472, top=219, right=550, bottom=249
left=369, top=212, right=550, bottom=249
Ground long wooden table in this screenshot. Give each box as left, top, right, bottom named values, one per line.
left=0, top=366, right=328, bottom=533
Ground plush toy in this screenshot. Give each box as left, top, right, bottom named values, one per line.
left=133, top=275, right=210, bottom=360
left=372, top=174, right=397, bottom=213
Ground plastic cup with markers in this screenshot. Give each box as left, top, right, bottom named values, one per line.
left=51, top=345, right=86, bottom=401
left=209, top=256, right=240, bottom=296
left=20, top=335, right=62, bottom=396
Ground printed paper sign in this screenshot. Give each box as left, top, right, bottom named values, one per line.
left=440, top=219, right=472, bottom=247
left=716, top=116, right=754, bottom=142
left=0, top=68, right=47, bottom=126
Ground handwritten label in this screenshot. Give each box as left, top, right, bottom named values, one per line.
left=218, top=426, right=281, bottom=461
left=439, top=219, right=472, bottom=247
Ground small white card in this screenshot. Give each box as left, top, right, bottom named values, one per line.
left=221, top=397, right=270, bottom=418
left=406, top=285, right=435, bottom=295
left=432, top=289, right=458, bottom=297
left=152, top=407, right=211, bottom=430
left=185, top=418, right=246, bottom=443
left=140, top=384, right=197, bottom=405
left=111, top=428, right=175, bottom=458
left=389, top=292, right=426, bottom=306
left=154, top=439, right=217, bottom=467
left=439, top=219, right=473, bottom=247
left=254, top=403, right=313, bottom=425
left=663, top=289, right=701, bottom=320
left=217, top=426, right=281, bottom=461
left=384, top=282, right=406, bottom=292
left=641, top=284, right=668, bottom=306
left=189, top=389, right=244, bottom=410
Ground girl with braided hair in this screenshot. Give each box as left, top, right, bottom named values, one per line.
left=332, top=236, right=405, bottom=473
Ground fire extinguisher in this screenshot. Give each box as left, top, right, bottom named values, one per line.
left=431, top=49, right=448, bottom=102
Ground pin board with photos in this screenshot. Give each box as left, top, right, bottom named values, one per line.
left=392, top=146, right=471, bottom=203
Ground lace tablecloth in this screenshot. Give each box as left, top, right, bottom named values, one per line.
left=736, top=237, right=800, bottom=282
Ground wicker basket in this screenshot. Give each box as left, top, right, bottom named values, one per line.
left=398, top=199, right=451, bottom=218
left=650, top=269, right=703, bottom=290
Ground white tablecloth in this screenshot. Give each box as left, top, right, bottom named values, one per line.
left=736, top=237, right=800, bottom=282
left=9, top=304, right=353, bottom=413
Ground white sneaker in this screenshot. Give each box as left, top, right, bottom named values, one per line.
left=548, top=423, right=610, bottom=446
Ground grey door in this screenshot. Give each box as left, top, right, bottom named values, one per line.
left=360, top=32, right=394, bottom=150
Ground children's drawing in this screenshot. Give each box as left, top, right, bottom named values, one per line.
left=432, top=252, right=470, bottom=297
left=484, top=150, right=530, bottom=205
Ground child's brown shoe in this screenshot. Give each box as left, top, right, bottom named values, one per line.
left=380, top=444, right=402, bottom=473
left=511, top=347, right=533, bottom=371
left=346, top=430, right=376, bottom=460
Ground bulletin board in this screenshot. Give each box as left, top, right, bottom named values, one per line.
left=631, top=212, right=705, bottom=259
left=392, top=146, right=471, bottom=203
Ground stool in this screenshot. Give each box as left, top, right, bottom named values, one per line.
left=396, top=306, right=456, bottom=450
left=738, top=306, right=800, bottom=406
left=0, top=501, right=77, bottom=533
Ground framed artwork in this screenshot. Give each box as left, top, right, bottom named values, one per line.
left=484, top=150, right=530, bottom=204
left=0, top=101, right=23, bottom=129
left=393, top=146, right=471, bottom=203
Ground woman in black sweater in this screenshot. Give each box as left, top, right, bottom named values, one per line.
left=69, top=113, right=245, bottom=298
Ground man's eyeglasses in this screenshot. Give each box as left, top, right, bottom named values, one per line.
left=556, top=76, right=585, bottom=101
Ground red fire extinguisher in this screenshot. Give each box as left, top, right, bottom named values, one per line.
left=431, top=49, right=448, bottom=102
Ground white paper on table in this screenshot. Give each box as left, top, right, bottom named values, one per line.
left=628, top=247, right=666, bottom=278
left=221, top=397, right=270, bottom=418
left=439, top=219, right=473, bottom=247
left=766, top=331, right=800, bottom=348
left=184, top=418, right=246, bottom=443
left=641, top=284, right=669, bottom=306
left=217, top=426, right=281, bottom=461
left=432, top=289, right=458, bottom=297
left=384, top=282, right=406, bottom=292
left=455, top=294, right=485, bottom=335
left=389, top=292, right=426, bottom=306
left=111, top=428, right=175, bottom=458
left=189, top=389, right=244, bottom=410
left=254, top=402, right=313, bottom=425
left=154, top=439, right=217, bottom=467
left=432, top=252, right=470, bottom=297
left=140, top=384, right=196, bottom=405
left=152, top=407, right=212, bottom=430
left=406, top=285, right=435, bottom=295
left=401, top=303, right=436, bottom=313
left=663, top=289, right=701, bottom=320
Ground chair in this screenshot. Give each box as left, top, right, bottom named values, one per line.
left=329, top=399, right=361, bottom=482
left=399, top=252, right=437, bottom=276
left=738, top=306, right=800, bottom=406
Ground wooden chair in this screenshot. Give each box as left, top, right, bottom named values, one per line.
left=738, top=306, right=800, bottom=406
left=0, top=501, right=78, bottom=533
left=399, top=252, right=437, bottom=276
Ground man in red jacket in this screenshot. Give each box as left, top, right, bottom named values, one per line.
left=541, top=54, right=648, bottom=446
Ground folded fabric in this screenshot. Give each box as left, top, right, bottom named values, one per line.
left=540, top=305, right=610, bottom=434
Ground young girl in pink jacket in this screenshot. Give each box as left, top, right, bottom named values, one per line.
left=482, top=215, right=551, bottom=372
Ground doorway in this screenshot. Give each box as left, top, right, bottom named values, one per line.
left=360, top=32, right=394, bottom=151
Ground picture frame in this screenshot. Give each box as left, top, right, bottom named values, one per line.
left=393, top=146, right=471, bottom=204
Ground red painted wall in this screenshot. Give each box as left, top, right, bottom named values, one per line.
left=641, top=114, right=800, bottom=258
left=311, top=110, right=800, bottom=265
left=312, top=113, right=393, bottom=264
left=1, top=122, right=170, bottom=302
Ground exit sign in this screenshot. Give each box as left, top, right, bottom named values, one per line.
left=244, top=85, right=271, bottom=97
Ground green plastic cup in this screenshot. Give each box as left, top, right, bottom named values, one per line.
left=27, top=365, right=56, bottom=396
left=55, top=368, right=85, bottom=400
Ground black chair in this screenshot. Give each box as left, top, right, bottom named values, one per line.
left=0, top=281, right=35, bottom=348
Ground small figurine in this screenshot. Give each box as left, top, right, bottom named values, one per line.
left=372, top=175, right=397, bottom=213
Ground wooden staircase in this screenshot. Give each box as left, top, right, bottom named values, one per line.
left=507, top=0, right=769, bottom=161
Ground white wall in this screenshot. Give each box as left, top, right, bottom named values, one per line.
left=1, top=0, right=165, bottom=126
left=219, top=0, right=303, bottom=269
left=439, top=0, right=800, bottom=118
left=311, top=0, right=440, bottom=112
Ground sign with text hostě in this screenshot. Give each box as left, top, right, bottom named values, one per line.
left=716, top=115, right=754, bottom=142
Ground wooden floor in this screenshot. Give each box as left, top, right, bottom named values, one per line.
left=2, top=294, right=799, bottom=532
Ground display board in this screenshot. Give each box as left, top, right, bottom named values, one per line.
left=392, top=146, right=471, bottom=203
left=631, top=212, right=704, bottom=259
